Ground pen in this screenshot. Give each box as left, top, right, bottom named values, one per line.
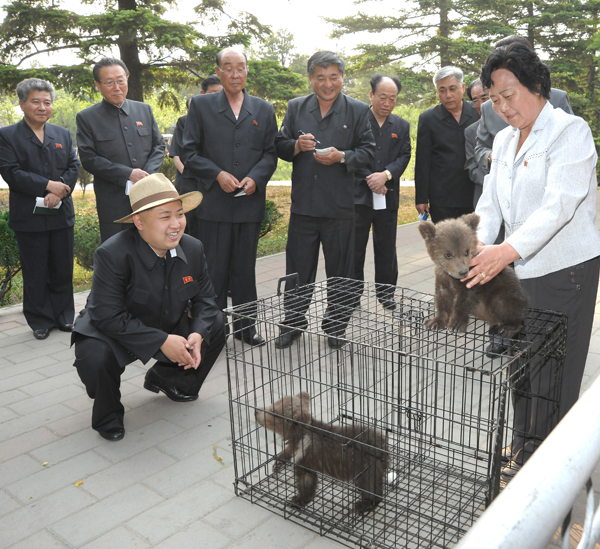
left=298, top=130, right=321, bottom=145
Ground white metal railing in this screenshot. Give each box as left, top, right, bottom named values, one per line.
left=457, top=374, right=600, bottom=549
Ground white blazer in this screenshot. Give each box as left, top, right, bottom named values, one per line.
left=476, top=101, right=600, bottom=279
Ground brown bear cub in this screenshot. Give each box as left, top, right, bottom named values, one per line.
left=418, top=213, right=528, bottom=337
left=255, top=392, right=388, bottom=513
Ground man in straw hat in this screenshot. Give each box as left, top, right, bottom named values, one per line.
left=72, top=174, right=225, bottom=441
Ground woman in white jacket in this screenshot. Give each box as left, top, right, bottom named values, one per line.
left=464, top=42, right=600, bottom=478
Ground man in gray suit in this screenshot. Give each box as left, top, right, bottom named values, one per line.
left=76, top=58, right=165, bottom=242
left=464, top=79, right=489, bottom=207
left=474, top=36, right=572, bottom=173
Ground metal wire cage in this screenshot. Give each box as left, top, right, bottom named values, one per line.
left=225, top=277, right=566, bottom=548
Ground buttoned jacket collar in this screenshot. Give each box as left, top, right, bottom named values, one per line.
left=217, top=89, right=252, bottom=125
left=134, top=230, right=188, bottom=271
left=101, top=98, right=129, bottom=117
left=18, top=117, right=57, bottom=148
left=507, top=100, right=552, bottom=166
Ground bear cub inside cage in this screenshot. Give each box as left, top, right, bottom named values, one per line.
left=255, top=391, right=389, bottom=513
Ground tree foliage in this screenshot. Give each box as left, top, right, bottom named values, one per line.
left=0, top=0, right=270, bottom=102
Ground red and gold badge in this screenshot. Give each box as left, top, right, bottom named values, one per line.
left=183, top=276, right=193, bottom=284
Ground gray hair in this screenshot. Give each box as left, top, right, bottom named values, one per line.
left=16, top=78, right=56, bottom=102
left=433, top=66, right=464, bottom=86
left=216, top=48, right=248, bottom=67
left=307, top=51, right=345, bottom=77
left=93, top=58, right=129, bottom=82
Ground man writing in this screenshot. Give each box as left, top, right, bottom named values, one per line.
left=72, top=174, right=225, bottom=441
left=415, top=66, right=479, bottom=223
left=76, top=58, right=165, bottom=242
left=274, top=51, right=375, bottom=349
left=180, top=48, right=278, bottom=347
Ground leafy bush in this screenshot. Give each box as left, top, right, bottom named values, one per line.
left=74, top=203, right=101, bottom=271
left=260, top=199, right=283, bottom=238
left=160, top=155, right=178, bottom=183
left=0, top=210, right=21, bottom=305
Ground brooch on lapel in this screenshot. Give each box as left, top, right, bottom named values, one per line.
left=183, top=276, right=193, bottom=284
left=524, top=160, right=528, bottom=167
left=253, top=120, right=258, bottom=125
left=391, top=133, right=398, bottom=139
left=136, top=121, right=143, bottom=126
left=55, top=143, right=63, bottom=149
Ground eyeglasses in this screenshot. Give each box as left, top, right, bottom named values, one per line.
left=217, top=67, right=248, bottom=76
left=98, top=78, right=128, bottom=87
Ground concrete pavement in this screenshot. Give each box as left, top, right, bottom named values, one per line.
left=1, top=220, right=599, bottom=548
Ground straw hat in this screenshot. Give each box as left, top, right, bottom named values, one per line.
left=114, top=173, right=203, bottom=223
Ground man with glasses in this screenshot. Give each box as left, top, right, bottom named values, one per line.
left=76, top=58, right=165, bottom=242
left=180, top=48, right=278, bottom=346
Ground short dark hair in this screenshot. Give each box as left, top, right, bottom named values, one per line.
left=307, top=51, right=345, bottom=77
left=216, top=48, right=248, bottom=67
left=494, top=35, right=532, bottom=50
left=481, top=42, right=550, bottom=100
left=370, top=74, right=401, bottom=94
left=466, top=78, right=482, bottom=101
left=201, top=75, right=221, bottom=92
left=16, top=78, right=55, bottom=102
left=93, top=58, right=129, bottom=82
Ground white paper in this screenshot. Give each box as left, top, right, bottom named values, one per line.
left=125, top=180, right=134, bottom=195
left=34, top=196, right=62, bottom=211
left=372, top=192, right=386, bottom=210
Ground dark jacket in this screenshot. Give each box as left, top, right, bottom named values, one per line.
left=73, top=228, right=220, bottom=368
left=0, top=119, right=79, bottom=232
left=76, top=99, right=165, bottom=223
left=275, top=93, right=375, bottom=219
left=179, top=89, right=278, bottom=223
left=355, top=109, right=411, bottom=210
left=464, top=120, right=486, bottom=208
left=415, top=99, right=479, bottom=208
left=169, top=113, right=189, bottom=193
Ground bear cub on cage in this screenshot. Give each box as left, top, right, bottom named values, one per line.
left=255, top=391, right=388, bottom=513
left=418, top=212, right=528, bottom=337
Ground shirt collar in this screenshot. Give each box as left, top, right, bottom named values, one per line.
left=135, top=231, right=186, bottom=270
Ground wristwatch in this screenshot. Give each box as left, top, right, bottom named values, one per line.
left=339, top=151, right=346, bottom=164
left=384, top=169, right=392, bottom=181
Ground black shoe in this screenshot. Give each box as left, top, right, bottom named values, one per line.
left=98, top=426, right=125, bottom=441
left=379, top=299, right=397, bottom=311
left=328, top=336, right=346, bottom=349
left=275, top=329, right=302, bottom=349
left=143, top=369, right=198, bottom=402
left=486, top=340, right=508, bottom=358
left=234, top=332, right=266, bottom=347
left=33, top=329, right=50, bottom=340
left=58, top=324, right=74, bottom=332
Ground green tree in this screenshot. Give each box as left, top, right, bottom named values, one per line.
left=253, top=29, right=297, bottom=67
left=0, top=0, right=270, bottom=102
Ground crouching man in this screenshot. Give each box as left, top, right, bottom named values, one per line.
left=72, top=174, right=225, bottom=441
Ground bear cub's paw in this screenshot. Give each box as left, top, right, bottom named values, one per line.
left=425, top=317, right=447, bottom=330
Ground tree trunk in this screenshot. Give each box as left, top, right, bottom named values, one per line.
left=439, top=0, right=451, bottom=66
left=527, top=2, right=535, bottom=48
left=117, top=0, right=144, bottom=102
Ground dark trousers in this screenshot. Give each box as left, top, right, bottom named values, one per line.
left=14, top=227, right=75, bottom=331
left=511, top=256, right=600, bottom=462
left=74, top=314, right=226, bottom=431
left=282, top=214, right=355, bottom=336
left=195, top=220, right=261, bottom=336
left=354, top=205, right=398, bottom=303
left=429, top=205, right=474, bottom=224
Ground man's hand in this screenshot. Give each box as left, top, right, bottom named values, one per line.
left=44, top=193, right=62, bottom=208
left=217, top=171, right=241, bottom=193
left=366, top=172, right=388, bottom=195
left=314, top=146, right=344, bottom=166
left=183, top=333, right=203, bottom=370
left=130, top=168, right=150, bottom=183
left=239, top=177, right=257, bottom=196
left=160, top=334, right=196, bottom=368
left=294, top=133, right=317, bottom=156
left=46, top=180, right=70, bottom=199
left=416, top=203, right=429, bottom=215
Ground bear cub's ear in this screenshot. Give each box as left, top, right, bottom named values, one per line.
left=418, top=221, right=436, bottom=241
left=461, top=213, right=480, bottom=231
